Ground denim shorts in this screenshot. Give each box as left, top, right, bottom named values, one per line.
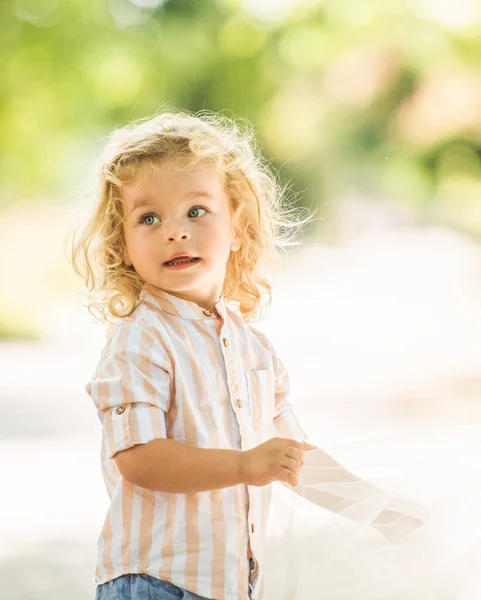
left=95, top=570, right=255, bottom=599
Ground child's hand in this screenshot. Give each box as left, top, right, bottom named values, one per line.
left=240, top=438, right=305, bottom=487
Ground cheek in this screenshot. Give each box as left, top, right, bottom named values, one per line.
left=126, top=231, right=158, bottom=260
left=203, top=218, right=232, bottom=243
left=200, top=226, right=231, bottom=256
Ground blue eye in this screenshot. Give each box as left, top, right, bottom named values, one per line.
left=140, top=213, right=160, bottom=226
left=188, top=206, right=207, bottom=218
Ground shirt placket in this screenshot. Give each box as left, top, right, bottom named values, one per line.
left=215, top=314, right=259, bottom=591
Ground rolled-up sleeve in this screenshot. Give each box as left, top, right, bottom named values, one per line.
left=85, top=320, right=171, bottom=460
left=249, top=324, right=308, bottom=443
left=272, top=352, right=308, bottom=443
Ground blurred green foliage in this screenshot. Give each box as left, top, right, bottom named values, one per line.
left=2, top=0, right=481, bottom=238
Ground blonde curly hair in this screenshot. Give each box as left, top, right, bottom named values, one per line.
left=70, top=108, right=315, bottom=324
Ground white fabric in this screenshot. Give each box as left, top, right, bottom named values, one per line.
left=260, top=425, right=481, bottom=599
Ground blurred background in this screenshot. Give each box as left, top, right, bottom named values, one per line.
left=2, top=0, right=481, bottom=597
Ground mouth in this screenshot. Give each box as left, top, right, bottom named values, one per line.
left=163, top=257, right=201, bottom=270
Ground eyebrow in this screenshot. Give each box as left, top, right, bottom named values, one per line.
left=128, top=191, right=215, bottom=215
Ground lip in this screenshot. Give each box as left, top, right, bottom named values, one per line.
left=165, top=252, right=195, bottom=263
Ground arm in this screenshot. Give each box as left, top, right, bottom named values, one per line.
left=118, top=435, right=306, bottom=493
left=115, top=439, right=244, bottom=494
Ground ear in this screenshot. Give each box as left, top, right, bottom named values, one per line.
left=230, top=235, right=241, bottom=252
left=230, top=220, right=241, bottom=252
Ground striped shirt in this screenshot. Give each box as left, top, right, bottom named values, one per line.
left=86, top=287, right=308, bottom=600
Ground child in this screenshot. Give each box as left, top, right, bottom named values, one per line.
left=70, top=109, right=423, bottom=600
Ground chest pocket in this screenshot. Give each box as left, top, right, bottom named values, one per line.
left=245, top=369, right=275, bottom=427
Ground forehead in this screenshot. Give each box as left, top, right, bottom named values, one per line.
left=121, top=163, right=226, bottom=209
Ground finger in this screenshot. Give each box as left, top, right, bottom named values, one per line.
left=284, top=439, right=303, bottom=451
left=284, top=447, right=303, bottom=463
left=281, top=456, right=301, bottom=474
left=281, top=466, right=299, bottom=486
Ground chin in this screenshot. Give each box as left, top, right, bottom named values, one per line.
left=159, top=280, right=201, bottom=292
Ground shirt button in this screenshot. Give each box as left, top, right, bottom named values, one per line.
left=223, top=338, right=229, bottom=347
left=251, top=523, right=255, bottom=533
left=115, top=406, right=126, bottom=414
left=203, top=309, right=212, bottom=316
left=237, top=399, right=243, bottom=408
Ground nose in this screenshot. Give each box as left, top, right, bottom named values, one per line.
left=163, top=218, right=191, bottom=243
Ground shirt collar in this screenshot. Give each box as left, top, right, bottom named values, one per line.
left=139, top=286, right=227, bottom=321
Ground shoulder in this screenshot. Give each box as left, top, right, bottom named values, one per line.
left=105, top=297, right=172, bottom=345
left=225, top=306, right=274, bottom=349
left=105, top=316, right=157, bottom=346
left=224, top=301, right=277, bottom=346
left=247, top=323, right=281, bottom=363
left=247, top=323, right=274, bottom=349
left=101, top=317, right=172, bottom=371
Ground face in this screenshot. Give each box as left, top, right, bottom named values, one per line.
left=121, top=162, right=241, bottom=311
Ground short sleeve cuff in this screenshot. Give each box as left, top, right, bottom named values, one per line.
left=274, top=407, right=308, bottom=443
left=101, top=402, right=168, bottom=460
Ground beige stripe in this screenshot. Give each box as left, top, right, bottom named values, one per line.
left=185, top=491, right=200, bottom=587
left=138, top=487, right=156, bottom=568
left=121, top=483, right=134, bottom=570
left=100, top=356, right=119, bottom=500
left=102, top=356, right=116, bottom=461
left=210, top=488, right=226, bottom=592
left=96, top=377, right=110, bottom=409
left=102, top=510, right=114, bottom=575
left=159, top=490, right=177, bottom=582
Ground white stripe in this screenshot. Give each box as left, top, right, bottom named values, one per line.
left=96, top=530, right=107, bottom=582
left=170, top=492, right=187, bottom=583
left=148, top=491, right=168, bottom=570
left=223, top=485, right=243, bottom=591
left=102, top=445, right=117, bottom=499
left=128, top=323, right=149, bottom=404
left=186, top=321, right=216, bottom=590
left=163, top=319, right=188, bottom=584
left=197, top=491, right=213, bottom=592
left=164, top=319, right=205, bottom=442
